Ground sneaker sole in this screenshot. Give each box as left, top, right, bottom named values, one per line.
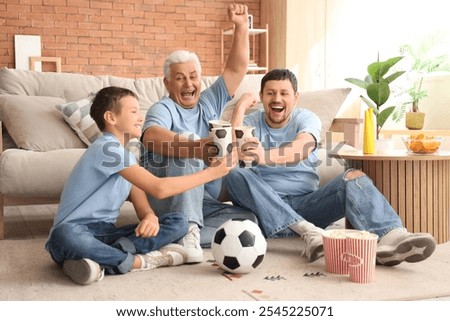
left=63, top=259, right=101, bottom=285
left=376, top=234, right=436, bottom=266
left=186, top=255, right=203, bottom=264
left=308, top=244, right=324, bottom=262
left=301, top=243, right=324, bottom=263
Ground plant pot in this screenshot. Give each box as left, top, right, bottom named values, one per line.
left=405, top=112, right=425, bottom=130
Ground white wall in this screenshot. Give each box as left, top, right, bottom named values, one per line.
left=325, top=0, right=450, bottom=89
left=263, top=0, right=450, bottom=128
left=321, top=0, right=450, bottom=129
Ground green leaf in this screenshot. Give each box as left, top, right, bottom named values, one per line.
left=360, top=96, right=377, bottom=113
left=367, top=82, right=390, bottom=106
left=344, top=78, right=367, bottom=89
left=364, top=75, right=374, bottom=84
left=368, top=56, right=404, bottom=82
left=392, top=103, right=408, bottom=123
left=384, top=70, right=405, bottom=84
left=377, top=106, right=395, bottom=128
left=383, top=56, right=404, bottom=69
left=368, top=61, right=383, bottom=82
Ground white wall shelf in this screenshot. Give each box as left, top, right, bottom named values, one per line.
left=221, top=24, right=269, bottom=74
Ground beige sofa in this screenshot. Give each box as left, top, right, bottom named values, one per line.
left=0, top=67, right=359, bottom=239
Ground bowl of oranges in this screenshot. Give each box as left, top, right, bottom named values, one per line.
left=402, top=134, right=444, bottom=154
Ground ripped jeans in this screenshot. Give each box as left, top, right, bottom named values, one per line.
left=224, top=167, right=403, bottom=238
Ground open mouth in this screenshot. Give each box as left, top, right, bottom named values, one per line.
left=270, top=105, right=285, bottom=113
left=181, top=91, right=195, bottom=97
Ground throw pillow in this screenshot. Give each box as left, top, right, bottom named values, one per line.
left=56, top=96, right=101, bottom=146
left=0, top=95, right=87, bottom=151
left=298, top=87, right=352, bottom=143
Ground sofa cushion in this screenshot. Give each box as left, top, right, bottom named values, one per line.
left=56, top=96, right=101, bottom=146
left=0, top=67, right=104, bottom=102
left=0, top=148, right=85, bottom=197
left=0, top=95, right=87, bottom=151
left=298, top=87, right=352, bottom=142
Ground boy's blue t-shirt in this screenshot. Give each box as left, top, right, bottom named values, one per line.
left=46, top=132, right=137, bottom=247
left=243, top=108, right=321, bottom=196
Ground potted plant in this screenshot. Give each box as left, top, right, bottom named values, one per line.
left=345, top=56, right=405, bottom=139
left=400, top=33, right=450, bottom=129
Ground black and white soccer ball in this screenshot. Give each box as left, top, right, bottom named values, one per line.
left=211, top=219, right=267, bottom=274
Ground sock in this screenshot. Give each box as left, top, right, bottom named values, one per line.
left=140, top=255, right=147, bottom=269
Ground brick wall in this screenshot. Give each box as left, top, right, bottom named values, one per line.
left=0, top=0, right=260, bottom=78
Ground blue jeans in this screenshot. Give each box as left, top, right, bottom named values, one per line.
left=142, top=154, right=257, bottom=247
left=46, top=212, right=188, bottom=275
left=224, top=167, right=403, bottom=238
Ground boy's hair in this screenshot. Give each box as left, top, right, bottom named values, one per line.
left=260, top=69, right=298, bottom=93
left=163, top=50, right=202, bottom=80
left=90, top=86, right=138, bottom=131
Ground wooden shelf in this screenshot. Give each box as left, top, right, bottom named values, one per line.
left=221, top=24, right=269, bottom=74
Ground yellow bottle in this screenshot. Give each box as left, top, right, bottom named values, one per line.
left=363, top=108, right=375, bottom=154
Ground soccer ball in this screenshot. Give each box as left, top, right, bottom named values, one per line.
left=211, top=219, right=267, bottom=274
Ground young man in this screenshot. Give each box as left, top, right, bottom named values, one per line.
left=226, top=68, right=436, bottom=266
left=46, top=86, right=237, bottom=285
left=140, top=4, right=256, bottom=263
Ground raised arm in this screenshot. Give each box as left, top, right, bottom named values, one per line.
left=222, top=4, right=250, bottom=96
left=229, top=92, right=258, bottom=128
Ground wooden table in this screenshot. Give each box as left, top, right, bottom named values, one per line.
left=329, top=149, right=450, bottom=243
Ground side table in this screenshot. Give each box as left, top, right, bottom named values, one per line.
left=329, top=149, right=450, bottom=244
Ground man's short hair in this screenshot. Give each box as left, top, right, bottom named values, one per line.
left=163, top=50, right=202, bottom=79
left=260, top=69, right=298, bottom=93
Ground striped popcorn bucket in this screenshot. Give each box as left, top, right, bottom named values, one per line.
left=344, top=232, right=378, bottom=284
left=322, top=229, right=354, bottom=274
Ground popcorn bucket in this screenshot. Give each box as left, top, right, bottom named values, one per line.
left=323, top=229, right=378, bottom=283
left=323, top=229, right=354, bottom=274
left=344, top=232, right=378, bottom=284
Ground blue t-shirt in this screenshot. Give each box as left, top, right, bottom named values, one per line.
left=244, top=109, right=321, bottom=196
left=46, top=132, right=137, bottom=247
left=140, top=76, right=231, bottom=199
left=142, top=76, right=231, bottom=142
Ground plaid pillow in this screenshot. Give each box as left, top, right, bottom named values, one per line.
left=56, top=96, right=101, bottom=146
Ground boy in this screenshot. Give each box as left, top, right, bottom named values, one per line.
left=46, top=86, right=237, bottom=285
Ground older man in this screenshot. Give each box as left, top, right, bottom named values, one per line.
left=140, top=4, right=256, bottom=263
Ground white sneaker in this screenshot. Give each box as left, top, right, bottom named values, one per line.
left=300, top=227, right=325, bottom=262
left=63, top=258, right=105, bottom=285
left=178, top=223, right=203, bottom=263
left=136, top=243, right=188, bottom=271
left=376, top=228, right=436, bottom=266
